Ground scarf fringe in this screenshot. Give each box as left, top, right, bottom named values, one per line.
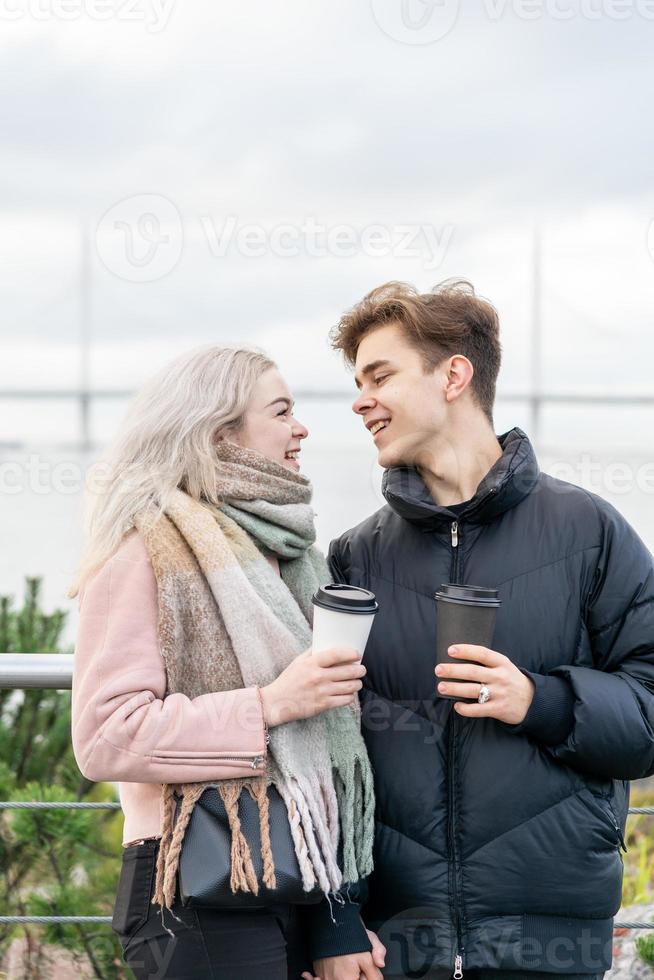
left=151, top=783, right=176, bottom=909
left=304, top=771, right=342, bottom=887
left=317, top=770, right=340, bottom=852
left=334, top=754, right=375, bottom=885
left=282, top=778, right=332, bottom=893
left=279, top=788, right=317, bottom=892
left=151, top=762, right=373, bottom=912
left=217, top=782, right=260, bottom=895
left=358, top=757, right=375, bottom=878
left=244, top=781, right=276, bottom=890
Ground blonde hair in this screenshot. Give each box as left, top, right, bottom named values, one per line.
left=69, top=344, right=275, bottom=598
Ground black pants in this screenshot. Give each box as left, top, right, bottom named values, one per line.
left=111, top=839, right=314, bottom=979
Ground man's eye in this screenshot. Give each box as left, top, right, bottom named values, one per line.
left=374, top=375, right=388, bottom=385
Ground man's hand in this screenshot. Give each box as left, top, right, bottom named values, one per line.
left=436, top=645, right=535, bottom=724
left=301, top=929, right=386, bottom=980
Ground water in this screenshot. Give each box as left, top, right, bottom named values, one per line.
left=1, top=397, right=653, bottom=649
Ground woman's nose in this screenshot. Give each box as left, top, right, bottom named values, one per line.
left=293, top=419, right=309, bottom=440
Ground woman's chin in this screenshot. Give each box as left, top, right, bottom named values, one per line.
left=281, top=457, right=301, bottom=472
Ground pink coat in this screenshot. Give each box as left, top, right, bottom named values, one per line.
left=71, top=529, right=268, bottom=846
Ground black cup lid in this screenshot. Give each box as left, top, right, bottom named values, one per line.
left=434, top=583, right=501, bottom=606
left=312, top=583, right=379, bottom=615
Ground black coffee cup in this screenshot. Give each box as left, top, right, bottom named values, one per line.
left=434, top=584, right=501, bottom=702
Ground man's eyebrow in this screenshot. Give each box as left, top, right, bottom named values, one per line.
left=354, top=360, right=392, bottom=390
left=267, top=396, right=295, bottom=410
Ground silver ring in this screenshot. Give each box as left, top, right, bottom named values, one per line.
left=478, top=684, right=491, bottom=704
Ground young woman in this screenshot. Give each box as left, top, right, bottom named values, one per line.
left=70, top=345, right=386, bottom=980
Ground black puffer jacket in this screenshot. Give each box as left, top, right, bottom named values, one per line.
left=327, top=427, right=654, bottom=977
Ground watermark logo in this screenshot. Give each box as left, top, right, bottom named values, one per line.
left=96, top=194, right=183, bottom=283
left=371, top=0, right=461, bottom=43
left=95, top=199, right=454, bottom=281
left=371, top=0, right=654, bottom=41
left=0, top=0, right=176, bottom=32
left=481, top=0, right=654, bottom=21
left=200, top=215, right=454, bottom=270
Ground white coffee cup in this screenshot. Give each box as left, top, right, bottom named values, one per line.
left=311, top=584, right=379, bottom=659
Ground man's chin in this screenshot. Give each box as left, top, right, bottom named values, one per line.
left=377, top=443, right=412, bottom=470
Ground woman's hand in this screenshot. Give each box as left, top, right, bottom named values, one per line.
left=260, top=647, right=366, bottom=727
left=366, top=929, right=387, bottom=970
left=301, top=929, right=386, bottom=980
left=302, top=949, right=383, bottom=980
left=436, top=645, right=535, bottom=724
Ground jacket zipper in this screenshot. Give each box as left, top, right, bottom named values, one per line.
left=449, top=519, right=464, bottom=978
left=607, top=798, right=628, bottom=852
left=153, top=753, right=265, bottom=770
left=451, top=521, right=459, bottom=577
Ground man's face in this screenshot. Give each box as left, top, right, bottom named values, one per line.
left=352, top=322, right=449, bottom=469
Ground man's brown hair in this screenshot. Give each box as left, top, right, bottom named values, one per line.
left=330, top=279, right=502, bottom=425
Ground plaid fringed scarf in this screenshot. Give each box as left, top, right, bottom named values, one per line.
left=133, top=441, right=375, bottom=913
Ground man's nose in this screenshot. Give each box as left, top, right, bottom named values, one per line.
left=352, top=392, right=375, bottom=415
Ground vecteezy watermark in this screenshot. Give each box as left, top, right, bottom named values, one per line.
left=3, top=449, right=654, bottom=500
left=94, top=196, right=455, bottom=282
left=366, top=440, right=654, bottom=505
left=96, top=194, right=184, bottom=283
left=375, top=911, right=611, bottom=975
left=481, top=0, right=654, bottom=20
left=372, top=0, right=654, bottom=44
left=200, top=215, right=454, bottom=271
left=371, top=0, right=461, bottom=44
left=0, top=0, right=175, bottom=32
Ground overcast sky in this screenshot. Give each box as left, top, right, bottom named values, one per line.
left=1, top=0, right=653, bottom=399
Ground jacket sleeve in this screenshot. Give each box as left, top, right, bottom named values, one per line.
left=327, top=538, right=349, bottom=587
left=71, top=542, right=268, bottom=784
left=301, top=878, right=372, bottom=961
left=514, top=496, right=654, bottom=779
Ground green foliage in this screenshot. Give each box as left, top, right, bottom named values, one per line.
left=0, top=577, right=132, bottom=979
left=636, top=932, right=654, bottom=967
left=622, top=786, right=654, bottom=906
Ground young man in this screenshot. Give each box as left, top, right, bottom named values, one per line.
left=323, top=281, right=654, bottom=979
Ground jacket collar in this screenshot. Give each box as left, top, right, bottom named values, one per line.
left=381, top=427, right=540, bottom=530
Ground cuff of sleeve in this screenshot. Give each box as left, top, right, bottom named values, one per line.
left=253, top=685, right=270, bottom=755
left=501, top=670, right=575, bottom=746
left=304, top=895, right=372, bottom=961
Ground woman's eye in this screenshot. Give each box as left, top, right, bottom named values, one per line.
left=277, top=409, right=288, bottom=417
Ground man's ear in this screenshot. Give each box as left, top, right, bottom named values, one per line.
left=444, top=354, right=474, bottom=402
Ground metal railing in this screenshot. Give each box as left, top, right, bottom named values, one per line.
left=1, top=653, right=653, bottom=930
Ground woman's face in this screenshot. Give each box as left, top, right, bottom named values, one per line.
left=225, top=367, right=309, bottom=472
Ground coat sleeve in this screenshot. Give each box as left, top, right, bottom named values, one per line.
left=534, top=496, right=654, bottom=779
left=327, top=538, right=349, bottom=586
left=71, top=542, right=268, bottom=784
left=300, top=878, right=372, bottom=961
